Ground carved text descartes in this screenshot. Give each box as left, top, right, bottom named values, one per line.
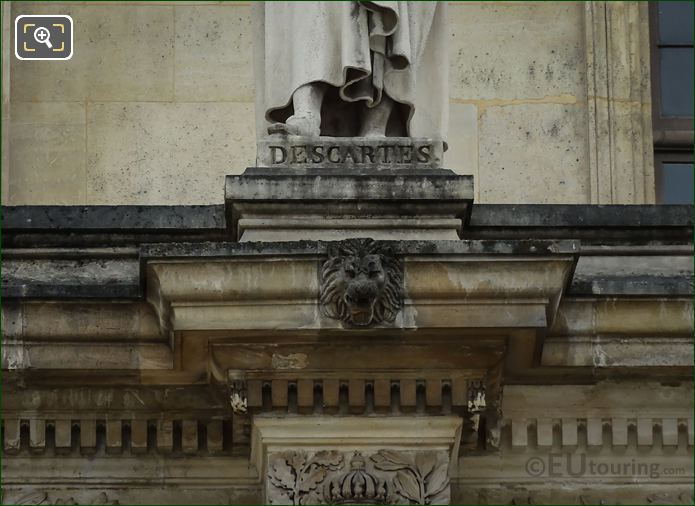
left=269, top=143, right=433, bottom=165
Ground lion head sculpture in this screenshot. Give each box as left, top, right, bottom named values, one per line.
left=319, top=239, right=403, bottom=327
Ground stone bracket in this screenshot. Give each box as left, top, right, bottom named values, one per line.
left=143, top=240, right=578, bottom=335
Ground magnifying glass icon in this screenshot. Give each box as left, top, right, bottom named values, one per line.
left=34, top=26, right=53, bottom=49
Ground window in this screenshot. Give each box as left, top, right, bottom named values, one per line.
left=650, top=1, right=694, bottom=204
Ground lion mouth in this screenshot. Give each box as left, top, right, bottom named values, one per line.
left=350, top=306, right=374, bottom=326
left=350, top=307, right=374, bottom=325
left=345, top=295, right=376, bottom=326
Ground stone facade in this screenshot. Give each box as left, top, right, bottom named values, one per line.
left=1, top=2, right=693, bottom=505
left=2, top=204, right=692, bottom=504
left=4, top=1, right=653, bottom=205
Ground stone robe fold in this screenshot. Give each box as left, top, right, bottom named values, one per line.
left=253, top=1, right=448, bottom=141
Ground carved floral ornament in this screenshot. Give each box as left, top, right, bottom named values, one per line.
left=319, top=239, right=404, bottom=327
left=267, top=450, right=450, bottom=505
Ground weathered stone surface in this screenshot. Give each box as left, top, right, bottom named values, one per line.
left=9, top=103, right=86, bottom=205
left=542, top=336, right=694, bottom=368
left=2, top=342, right=172, bottom=371
left=5, top=204, right=690, bottom=254
left=256, top=136, right=444, bottom=169
left=1, top=488, right=262, bottom=506
left=225, top=168, right=473, bottom=241
left=467, top=204, right=693, bottom=228
left=478, top=102, right=588, bottom=204
left=174, top=4, right=254, bottom=102
left=545, top=296, right=694, bottom=368
left=449, top=2, right=585, bottom=101
left=3, top=0, right=659, bottom=207
left=3, top=258, right=140, bottom=298
left=551, top=298, right=694, bottom=337
left=2, top=385, right=231, bottom=412
left=454, top=471, right=694, bottom=505
left=3, top=201, right=692, bottom=301
left=1, top=1, right=9, bottom=205
left=2, top=3, right=692, bottom=505
left=445, top=102, right=478, bottom=179
left=145, top=243, right=575, bottom=333
left=585, top=2, right=655, bottom=204
left=4, top=204, right=691, bottom=232
left=10, top=3, right=175, bottom=102
left=570, top=255, right=693, bottom=295
left=502, top=382, right=693, bottom=421
left=2, top=302, right=160, bottom=341
left=87, top=102, right=254, bottom=204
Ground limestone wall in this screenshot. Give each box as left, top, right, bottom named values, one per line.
left=3, top=1, right=654, bottom=205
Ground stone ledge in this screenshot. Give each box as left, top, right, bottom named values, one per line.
left=140, top=239, right=579, bottom=258
left=1, top=205, right=226, bottom=231
left=144, top=249, right=576, bottom=333
left=541, top=336, right=694, bottom=367
left=225, top=169, right=474, bottom=241
left=3, top=204, right=691, bottom=231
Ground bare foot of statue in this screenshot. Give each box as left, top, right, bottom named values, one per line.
left=268, top=83, right=326, bottom=137
left=359, top=95, right=395, bottom=137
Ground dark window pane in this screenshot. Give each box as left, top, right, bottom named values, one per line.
left=658, top=1, right=694, bottom=44
left=658, top=162, right=694, bottom=204
left=659, top=47, right=694, bottom=117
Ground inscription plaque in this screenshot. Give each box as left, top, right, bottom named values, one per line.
left=257, top=136, right=444, bottom=169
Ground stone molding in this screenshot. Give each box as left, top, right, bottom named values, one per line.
left=250, top=416, right=462, bottom=477
left=2, top=417, right=234, bottom=457
left=1, top=491, right=119, bottom=505
left=544, top=298, right=694, bottom=368
left=4, top=297, right=692, bottom=372
left=144, top=243, right=577, bottom=333
left=225, top=169, right=473, bottom=241
left=504, top=417, right=694, bottom=449
left=453, top=480, right=694, bottom=505
left=221, top=372, right=486, bottom=423
left=550, top=298, right=694, bottom=337
left=501, top=384, right=694, bottom=449
left=584, top=1, right=655, bottom=204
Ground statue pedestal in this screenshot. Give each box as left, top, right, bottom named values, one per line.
left=225, top=166, right=473, bottom=242
left=229, top=136, right=471, bottom=241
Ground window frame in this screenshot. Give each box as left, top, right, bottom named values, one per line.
left=654, top=152, right=694, bottom=204
left=648, top=2, right=694, bottom=149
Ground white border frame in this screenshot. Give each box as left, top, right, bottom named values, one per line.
left=14, top=14, right=73, bottom=61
